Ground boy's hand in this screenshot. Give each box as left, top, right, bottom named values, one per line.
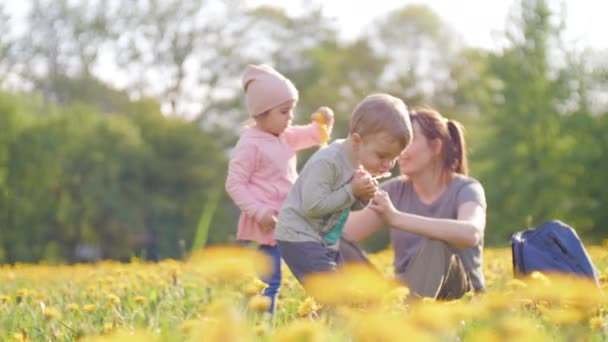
left=259, top=212, right=278, bottom=234
left=351, top=168, right=378, bottom=203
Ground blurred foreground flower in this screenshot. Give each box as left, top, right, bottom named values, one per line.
left=344, top=309, right=432, bottom=341
left=272, top=319, right=328, bottom=342
left=521, top=273, right=604, bottom=308
left=303, top=264, right=399, bottom=306
left=248, top=295, right=271, bottom=312
left=242, top=278, right=268, bottom=296
left=188, top=301, right=255, bottom=342
left=589, top=316, right=606, bottom=331
left=81, top=329, right=158, bottom=342
left=188, top=246, right=272, bottom=283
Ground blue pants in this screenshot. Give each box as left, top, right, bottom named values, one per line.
left=277, top=240, right=343, bottom=284
left=238, top=242, right=281, bottom=314
left=257, top=244, right=281, bottom=314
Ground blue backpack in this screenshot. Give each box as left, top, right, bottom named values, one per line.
left=511, top=220, right=600, bottom=285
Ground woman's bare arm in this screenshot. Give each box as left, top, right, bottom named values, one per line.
left=370, top=191, right=485, bottom=248
left=343, top=207, right=385, bottom=242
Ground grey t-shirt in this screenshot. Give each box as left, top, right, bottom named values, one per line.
left=383, top=174, right=487, bottom=290
left=275, top=140, right=367, bottom=250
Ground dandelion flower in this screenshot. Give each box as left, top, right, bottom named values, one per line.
left=542, top=308, right=584, bottom=325
left=304, top=264, right=398, bottom=306
left=507, top=278, right=527, bottom=289
left=273, top=320, right=327, bottom=342
left=107, top=294, right=121, bottom=305
left=179, top=319, right=201, bottom=334
left=242, top=278, right=268, bottom=296
left=312, top=112, right=330, bottom=146
left=103, top=322, right=114, bottom=334
left=248, top=295, right=271, bottom=312
left=43, top=307, right=62, bottom=321
left=382, top=286, right=410, bottom=306
left=188, top=246, right=272, bottom=283
left=589, top=316, right=605, bottom=331
left=297, top=297, right=320, bottom=317
left=83, top=304, right=98, bottom=313
left=12, top=332, right=26, bottom=342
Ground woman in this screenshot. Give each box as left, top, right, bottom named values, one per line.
left=341, top=107, right=487, bottom=299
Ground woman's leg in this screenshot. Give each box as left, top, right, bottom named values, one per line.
left=258, top=244, right=282, bottom=314
left=398, top=239, right=472, bottom=300
left=339, top=236, right=371, bottom=264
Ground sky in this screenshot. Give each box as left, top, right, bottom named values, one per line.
left=249, top=0, right=608, bottom=51
left=4, top=0, right=606, bottom=51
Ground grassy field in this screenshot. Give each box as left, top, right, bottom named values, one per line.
left=1, top=245, right=607, bottom=341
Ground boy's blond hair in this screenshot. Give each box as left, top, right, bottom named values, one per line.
left=349, top=93, right=412, bottom=149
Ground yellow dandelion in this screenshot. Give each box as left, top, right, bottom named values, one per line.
left=297, top=297, right=320, bottom=317
left=0, top=294, right=10, bottom=303
left=312, top=112, right=330, bottom=146
left=179, top=319, right=201, bottom=334
left=248, top=295, right=271, bottom=312
left=12, top=332, right=26, bottom=342
left=83, top=304, right=98, bottom=313
left=589, top=316, right=605, bottom=331
left=16, top=288, right=28, bottom=302
left=134, top=296, right=146, bottom=304
left=103, top=322, right=114, bottom=334
left=529, top=271, right=551, bottom=286
left=500, top=315, right=548, bottom=340
left=382, top=286, right=410, bottom=306
left=254, top=323, right=266, bottom=336
left=273, top=319, right=327, bottom=342
left=190, top=304, right=255, bottom=342
left=469, top=328, right=501, bottom=342
left=480, top=292, right=513, bottom=312
left=409, top=300, right=460, bottom=331
left=43, top=307, right=61, bottom=321
left=67, top=303, right=79, bottom=312
left=304, top=264, right=399, bottom=306
left=542, top=307, right=584, bottom=325
left=349, top=310, right=432, bottom=342
left=107, top=294, right=121, bottom=305
left=188, top=246, right=272, bottom=283
left=507, top=278, right=527, bottom=289
left=80, top=328, right=158, bottom=342
left=242, top=278, right=268, bottom=296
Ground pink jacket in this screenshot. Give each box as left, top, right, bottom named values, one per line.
left=225, top=123, right=325, bottom=245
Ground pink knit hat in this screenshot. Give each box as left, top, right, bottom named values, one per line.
left=242, top=64, right=299, bottom=117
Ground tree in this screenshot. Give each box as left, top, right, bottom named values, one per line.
left=0, top=4, right=11, bottom=84
left=13, top=0, right=115, bottom=104
left=365, top=5, right=462, bottom=107
left=476, top=0, right=590, bottom=243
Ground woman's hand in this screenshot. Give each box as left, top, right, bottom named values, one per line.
left=369, top=190, right=397, bottom=224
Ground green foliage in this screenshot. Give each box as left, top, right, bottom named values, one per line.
left=1, top=93, right=227, bottom=262
left=475, top=0, right=602, bottom=243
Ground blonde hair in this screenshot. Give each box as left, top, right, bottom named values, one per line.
left=410, top=107, right=469, bottom=175
left=350, top=93, right=412, bottom=149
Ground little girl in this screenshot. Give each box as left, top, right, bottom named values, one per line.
left=225, top=64, right=333, bottom=313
